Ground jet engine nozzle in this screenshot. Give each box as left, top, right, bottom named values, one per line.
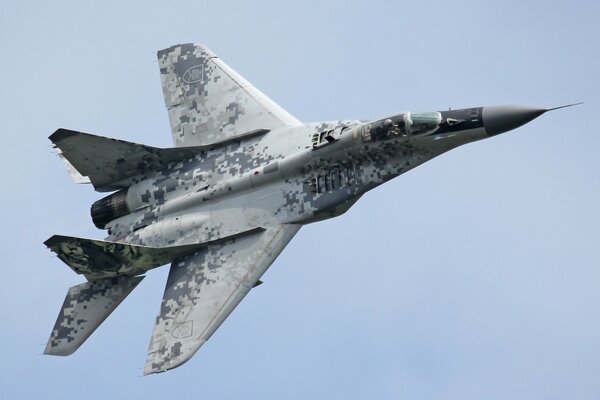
left=91, top=189, right=131, bottom=229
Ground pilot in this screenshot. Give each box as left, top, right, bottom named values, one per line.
left=371, top=118, right=394, bottom=140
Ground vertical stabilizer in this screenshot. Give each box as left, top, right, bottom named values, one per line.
left=44, top=276, right=144, bottom=356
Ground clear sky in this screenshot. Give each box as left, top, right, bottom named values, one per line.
left=1, top=1, right=599, bottom=399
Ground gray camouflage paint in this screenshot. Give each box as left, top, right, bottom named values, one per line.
left=45, top=234, right=214, bottom=280
left=145, top=224, right=299, bottom=374
left=45, top=43, right=526, bottom=375
left=44, top=276, right=144, bottom=356
left=158, top=43, right=300, bottom=147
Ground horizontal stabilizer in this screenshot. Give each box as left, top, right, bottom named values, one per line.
left=45, top=275, right=144, bottom=356
left=50, top=128, right=271, bottom=192
left=44, top=235, right=202, bottom=280
left=49, top=128, right=199, bottom=192
left=45, top=228, right=266, bottom=280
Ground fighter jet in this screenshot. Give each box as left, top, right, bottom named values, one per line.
left=44, top=43, right=578, bottom=375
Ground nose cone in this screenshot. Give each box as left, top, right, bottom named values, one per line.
left=482, top=105, right=547, bottom=136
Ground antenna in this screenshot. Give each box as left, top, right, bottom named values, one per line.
left=546, top=102, right=584, bottom=112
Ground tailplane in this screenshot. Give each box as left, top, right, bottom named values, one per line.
left=49, top=128, right=198, bottom=192
left=44, top=228, right=266, bottom=280
left=49, top=127, right=271, bottom=192
left=44, top=229, right=267, bottom=357
left=44, top=235, right=202, bottom=280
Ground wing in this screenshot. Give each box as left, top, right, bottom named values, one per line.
left=144, top=224, right=300, bottom=375
left=157, top=43, right=301, bottom=147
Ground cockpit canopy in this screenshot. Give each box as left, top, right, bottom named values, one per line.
left=362, top=112, right=442, bottom=142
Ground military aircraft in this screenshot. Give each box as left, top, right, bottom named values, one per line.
left=44, top=43, right=578, bottom=375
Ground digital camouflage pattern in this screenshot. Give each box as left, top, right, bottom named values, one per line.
left=44, top=275, right=144, bottom=356
left=158, top=43, right=300, bottom=147
left=45, top=234, right=205, bottom=280
left=145, top=224, right=299, bottom=374
left=45, top=42, right=564, bottom=374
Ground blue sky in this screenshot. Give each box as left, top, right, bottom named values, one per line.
left=1, top=1, right=599, bottom=399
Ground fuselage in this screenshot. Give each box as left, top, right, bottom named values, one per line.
left=104, top=107, right=488, bottom=247
left=44, top=37, right=574, bottom=374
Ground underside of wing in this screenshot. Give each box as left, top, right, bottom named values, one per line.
left=144, top=224, right=300, bottom=375
left=157, top=43, right=301, bottom=147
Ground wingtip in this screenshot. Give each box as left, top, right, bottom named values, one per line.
left=143, top=338, right=206, bottom=375
left=142, top=367, right=165, bottom=376
left=157, top=43, right=215, bottom=60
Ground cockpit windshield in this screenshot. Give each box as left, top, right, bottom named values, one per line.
left=407, top=112, right=442, bottom=135
left=361, top=112, right=442, bottom=142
